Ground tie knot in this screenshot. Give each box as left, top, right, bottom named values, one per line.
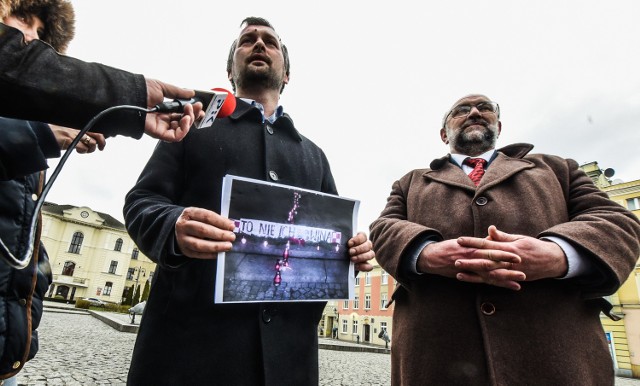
left=464, top=158, right=487, bottom=186
left=464, top=158, right=487, bottom=168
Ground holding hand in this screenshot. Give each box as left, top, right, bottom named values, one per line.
left=348, top=232, right=375, bottom=272
left=145, top=79, right=205, bottom=142
left=175, top=207, right=236, bottom=259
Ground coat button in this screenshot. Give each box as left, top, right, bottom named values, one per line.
left=269, top=171, right=279, bottom=181
left=266, top=125, right=274, bottom=135
left=480, top=302, right=496, bottom=315
left=12, top=360, right=21, bottom=369
left=262, top=309, right=272, bottom=323
left=262, top=307, right=278, bottom=323
left=31, top=193, right=38, bottom=201
left=475, top=197, right=488, bottom=206
left=19, top=299, right=27, bottom=306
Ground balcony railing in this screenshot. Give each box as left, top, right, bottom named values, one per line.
left=52, top=274, right=87, bottom=285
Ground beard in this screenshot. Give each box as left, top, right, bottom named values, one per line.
left=234, top=65, right=284, bottom=93
left=448, top=120, right=499, bottom=155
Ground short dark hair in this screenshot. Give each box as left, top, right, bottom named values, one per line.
left=226, top=17, right=290, bottom=93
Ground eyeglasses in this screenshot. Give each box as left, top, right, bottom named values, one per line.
left=447, top=102, right=500, bottom=120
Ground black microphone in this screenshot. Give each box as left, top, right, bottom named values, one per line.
left=154, top=98, right=198, bottom=113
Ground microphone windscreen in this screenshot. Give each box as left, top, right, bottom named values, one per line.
left=212, top=88, right=236, bottom=118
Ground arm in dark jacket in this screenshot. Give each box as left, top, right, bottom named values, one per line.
left=0, top=23, right=146, bottom=138
left=124, top=141, right=187, bottom=269
left=0, top=118, right=59, bottom=180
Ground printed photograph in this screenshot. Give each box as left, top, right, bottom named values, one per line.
left=216, top=175, right=358, bottom=303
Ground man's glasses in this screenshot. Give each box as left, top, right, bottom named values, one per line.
left=448, top=102, right=500, bottom=120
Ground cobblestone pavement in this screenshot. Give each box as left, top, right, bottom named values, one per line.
left=14, top=309, right=640, bottom=385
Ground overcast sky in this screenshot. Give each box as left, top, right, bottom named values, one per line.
left=46, top=0, right=640, bottom=233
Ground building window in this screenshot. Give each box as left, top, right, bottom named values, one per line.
left=381, top=271, right=388, bottom=285
left=352, top=320, right=359, bottom=335
left=62, top=261, right=76, bottom=276
left=131, top=248, right=139, bottom=260
left=114, top=238, right=123, bottom=252
left=380, top=321, right=388, bottom=335
left=68, top=231, right=84, bottom=254
left=365, top=272, right=371, bottom=285
left=355, top=276, right=360, bottom=286
left=149, top=271, right=154, bottom=284
left=381, top=294, right=388, bottom=309
left=104, top=282, right=113, bottom=296
left=127, top=268, right=135, bottom=280
left=343, top=300, right=349, bottom=309
left=341, top=318, right=348, bottom=333
left=353, top=296, right=359, bottom=310
left=627, top=197, right=640, bottom=210
left=108, top=260, right=118, bottom=274
left=365, top=294, right=371, bottom=310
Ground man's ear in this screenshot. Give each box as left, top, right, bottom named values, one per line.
left=497, top=121, right=502, bottom=137
left=440, top=128, right=449, bottom=144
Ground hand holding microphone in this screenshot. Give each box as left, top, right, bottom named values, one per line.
left=153, top=88, right=237, bottom=128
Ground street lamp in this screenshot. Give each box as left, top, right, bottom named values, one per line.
left=130, top=267, right=146, bottom=306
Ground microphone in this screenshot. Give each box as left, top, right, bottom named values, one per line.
left=153, top=88, right=237, bottom=129
left=154, top=98, right=199, bottom=113
left=198, top=88, right=237, bottom=129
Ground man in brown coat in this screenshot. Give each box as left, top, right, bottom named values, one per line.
left=369, top=94, right=640, bottom=386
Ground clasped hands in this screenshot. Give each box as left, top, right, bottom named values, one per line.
left=417, top=225, right=568, bottom=290
left=175, top=207, right=375, bottom=271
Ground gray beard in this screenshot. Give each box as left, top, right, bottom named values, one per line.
left=451, top=128, right=497, bottom=156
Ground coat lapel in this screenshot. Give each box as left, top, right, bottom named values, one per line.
left=422, top=143, right=536, bottom=191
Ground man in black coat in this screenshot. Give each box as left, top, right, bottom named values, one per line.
left=124, top=17, right=374, bottom=386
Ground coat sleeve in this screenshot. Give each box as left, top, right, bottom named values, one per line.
left=0, top=118, right=59, bottom=180
left=0, top=24, right=146, bottom=138
left=369, top=170, right=442, bottom=287
left=539, top=156, right=640, bottom=297
left=123, top=141, right=188, bottom=269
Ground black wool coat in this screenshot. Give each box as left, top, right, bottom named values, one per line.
left=124, top=100, right=337, bottom=386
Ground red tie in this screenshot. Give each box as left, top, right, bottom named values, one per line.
left=464, top=158, right=487, bottom=186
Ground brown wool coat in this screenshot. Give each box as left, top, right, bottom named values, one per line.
left=370, top=143, right=640, bottom=386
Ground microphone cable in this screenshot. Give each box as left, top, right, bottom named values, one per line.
left=0, top=104, right=162, bottom=269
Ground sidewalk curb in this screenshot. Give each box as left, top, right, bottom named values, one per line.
left=89, top=311, right=139, bottom=333
left=319, top=342, right=390, bottom=354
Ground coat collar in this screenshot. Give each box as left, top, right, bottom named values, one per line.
left=425, top=143, right=536, bottom=190
left=229, top=99, right=302, bottom=142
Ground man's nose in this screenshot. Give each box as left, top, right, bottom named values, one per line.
left=468, top=106, right=482, bottom=117
left=252, top=39, right=266, bottom=51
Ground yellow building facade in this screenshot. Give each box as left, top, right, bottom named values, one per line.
left=581, top=162, right=640, bottom=378
left=40, top=202, right=155, bottom=305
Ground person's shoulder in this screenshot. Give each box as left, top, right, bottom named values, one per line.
left=397, top=168, right=431, bottom=184
left=525, top=152, right=575, bottom=167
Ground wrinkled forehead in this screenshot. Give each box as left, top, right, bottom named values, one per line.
left=449, top=94, right=492, bottom=109
left=238, top=24, right=280, bottom=41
